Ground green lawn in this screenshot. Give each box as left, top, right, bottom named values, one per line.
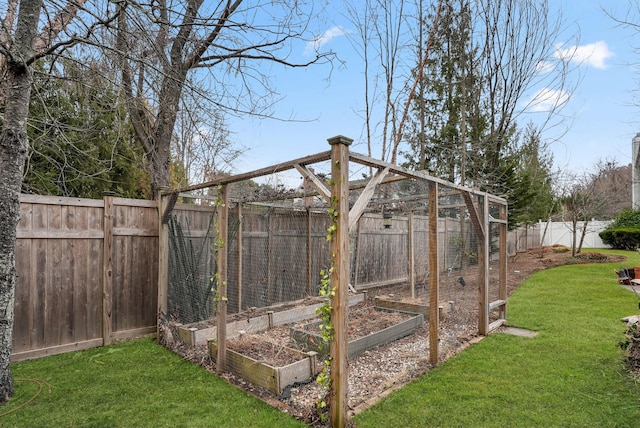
left=3, top=250, right=640, bottom=427
left=354, top=250, right=640, bottom=427
left=2, top=339, right=306, bottom=428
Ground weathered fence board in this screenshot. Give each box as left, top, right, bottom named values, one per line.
left=12, top=195, right=158, bottom=361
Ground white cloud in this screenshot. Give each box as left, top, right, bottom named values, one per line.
left=554, top=40, right=614, bottom=69
left=305, top=26, right=347, bottom=55
left=527, top=87, right=571, bottom=112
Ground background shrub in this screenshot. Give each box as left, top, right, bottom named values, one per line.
left=599, top=227, right=640, bottom=250
left=600, top=209, right=640, bottom=250
left=610, top=209, right=640, bottom=228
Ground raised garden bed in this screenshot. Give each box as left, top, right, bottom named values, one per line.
left=178, top=293, right=365, bottom=346
left=290, top=306, right=424, bottom=358
left=374, top=295, right=453, bottom=320
left=208, top=337, right=319, bottom=396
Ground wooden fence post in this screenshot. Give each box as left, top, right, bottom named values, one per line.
left=267, top=212, right=274, bottom=305
left=157, top=189, right=169, bottom=339
left=237, top=203, right=243, bottom=312
left=478, top=194, right=490, bottom=336
left=353, top=219, right=362, bottom=290
left=428, top=183, right=439, bottom=365
left=102, top=194, right=114, bottom=345
left=499, top=203, right=508, bottom=320
left=328, top=135, right=352, bottom=428
left=306, top=209, right=312, bottom=296
left=408, top=210, right=415, bottom=299
left=216, top=185, right=229, bottom=373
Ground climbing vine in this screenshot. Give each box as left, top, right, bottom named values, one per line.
left=211, top=185, right=227, bottom=307
left=315, top=196, right=339, bottom=419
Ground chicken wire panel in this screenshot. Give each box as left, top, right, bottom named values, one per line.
left=442, top=217, right=481, bottom=337
left=347, top=183, right=484, bottom=338
left=350, top=211, right=431, bottom=290
left=349, top=180, right=478, bottom=303
left=308, top=211, right=333, bottom=295
left=410, top=213, right=431, bottom=286
left=231, top=205, right=270, bottom=311
left=268, top=209, right=326, bottom=305
left=231, top=204, right=332, bottom=311
left=215, top=173, right=335, bottom=398
left=167, top=203, right=218, bottom=325
left=488, top=201, right=508, bottom=326
left=350, top=178, right=428, bottom=291
left=352, top=213, right=409, bottom=288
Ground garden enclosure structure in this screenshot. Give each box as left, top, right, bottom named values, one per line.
left=158, top=136, right=508, bottom=428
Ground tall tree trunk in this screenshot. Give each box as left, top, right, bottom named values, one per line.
left=150, top=72, right=185, bottom=193
left=0, top=0, right=43, bottom=403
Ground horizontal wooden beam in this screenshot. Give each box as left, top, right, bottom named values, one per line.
left=488, top=299, right=507, bottom=311
left=490, top=218, right=508, bottom=225
left=348, top=152, right=507, bottom=204
left=355, top=277, right=409, bottom=290
left=168, top=150, right=332, bottom=195
left=17, top=230, right=103, bottom=239
left=112, top=326, right=157, bottom=341
left=168, top=149, right=507, bottom=208
left=488, top=319, right=506, bottom=332
left=19, top=194, right=156, bottom=208
left=19, top=194, right=104, bottom=207
left=11, top=338, right=103, bottom=362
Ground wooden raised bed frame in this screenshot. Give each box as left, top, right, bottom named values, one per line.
left=177, top=293, right=366, bottom=346
left=208, top=342, right=319, bottom=396
left=373, top=296, right=453, bottom=320
left=290, top=308, right=424, bottom=359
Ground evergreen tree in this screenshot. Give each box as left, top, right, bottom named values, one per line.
left=21, top=59, right=150, bottom=198
left=514, top=126, right=556, bottom=225
left=403, top=0, right=479, bottom=184
left=402, top=0, right=562, bottom=228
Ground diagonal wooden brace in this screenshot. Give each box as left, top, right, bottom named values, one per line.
left=294, top=163, right=331, bottom=201
left=348, top=167, right=390, bottom=232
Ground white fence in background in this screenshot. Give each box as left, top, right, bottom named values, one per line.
left=508, top=220, right=612, bottom=253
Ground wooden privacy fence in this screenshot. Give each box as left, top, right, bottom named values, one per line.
left=12, top=194, right=159, bottom=361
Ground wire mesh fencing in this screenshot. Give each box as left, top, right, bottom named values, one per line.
left=162, top=146, right=507, bottom=422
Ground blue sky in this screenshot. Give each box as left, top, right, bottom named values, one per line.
left=229, top=1, right=639, bottom=185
